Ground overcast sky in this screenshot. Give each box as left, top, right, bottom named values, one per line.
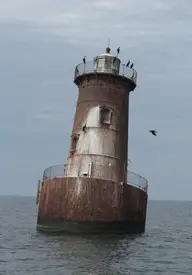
left=0, top=0, right=192, bottom=200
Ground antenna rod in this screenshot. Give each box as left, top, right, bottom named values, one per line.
left=108, top=38, right=110, bottom=48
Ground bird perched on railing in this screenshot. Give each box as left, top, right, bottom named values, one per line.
left=113, top=57, right=117, bottom=63
left=149, top=130, right=157, bottom=136
left=117, top=47, right=120, bottom=55
left=130, top=63, right=134, bottom=69
left=75, top=67, right=79, bottom=73
left=82, top=124, right=86, bottom=132
left=126, top=60, right=130, bottom=67
left=83, top=56, right=86, bottom=64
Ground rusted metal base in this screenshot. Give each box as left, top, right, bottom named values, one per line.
left=37, top=177, right=148, bottom=234
left=36, top=217, right=145, bottom=234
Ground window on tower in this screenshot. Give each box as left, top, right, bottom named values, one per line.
left=71, top=135, right=79, bottom=152
left=100, top=107, right=112, bottom=125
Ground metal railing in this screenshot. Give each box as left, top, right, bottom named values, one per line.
left=74, top=61, right=137, bottom=84
left=43, top=164, right=66, bottom=179
left=42, top=164, right=148, bottom=193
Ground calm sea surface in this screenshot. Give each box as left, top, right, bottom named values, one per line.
left=0, top=196, right=192, bottom=274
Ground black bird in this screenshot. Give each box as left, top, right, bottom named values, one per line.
left=149, top=130, right=157, bottom=136
left=113, top=57, right=117, bottom=63
left=130, top=63, right=134, bottom=69
left=82, top=124, right=86, bottom=132
left=126, top=61, right=130, bottom=67
left=83, top=56, right=86, bottom=64
left=117, top=47, right=120, bottom=55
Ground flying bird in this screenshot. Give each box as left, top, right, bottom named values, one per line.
left=83, top=56, right=86, bottom=64
left=126, top=61, right=130, bottom=67
left=130, top=63, right=134, bottom=69
left=117, top=47, right=120, bottom=54
left=149, top=130, right=157, bottom=136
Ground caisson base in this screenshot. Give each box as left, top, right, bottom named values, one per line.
left=36, top=217, right=146, bottom=234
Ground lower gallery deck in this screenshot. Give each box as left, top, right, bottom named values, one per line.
left=37, top=175, right=148, bottom=234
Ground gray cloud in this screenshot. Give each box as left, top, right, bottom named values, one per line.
left=0, top=0, right=192, bottom=199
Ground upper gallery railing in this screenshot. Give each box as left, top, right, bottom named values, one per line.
left=74, top=61, right=137, bottom=84
left=42, top=164, right=148, bottom=193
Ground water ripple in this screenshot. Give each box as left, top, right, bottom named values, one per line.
left=0, top=197, right=192, bottom=274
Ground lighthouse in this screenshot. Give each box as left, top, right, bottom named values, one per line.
left=36, top=47, right=148, bottom=234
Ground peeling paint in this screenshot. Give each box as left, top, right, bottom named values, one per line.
left=76, top=177, right=82, bottom=196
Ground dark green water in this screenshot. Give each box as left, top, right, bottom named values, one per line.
left=0, top=196, right=192, bottom=274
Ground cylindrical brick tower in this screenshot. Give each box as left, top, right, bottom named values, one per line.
left=36, top=47, right=148, bottom=234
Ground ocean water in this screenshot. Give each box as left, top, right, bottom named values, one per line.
left=0, top=196, right=192, bottom=275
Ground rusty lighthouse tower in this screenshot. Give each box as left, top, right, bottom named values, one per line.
left=36, top=47, right=148, bottom=234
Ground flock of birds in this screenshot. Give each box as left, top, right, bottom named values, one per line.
left=82, top=47, right=157, bottom=138
left=82, top=47, right=134, bottom=69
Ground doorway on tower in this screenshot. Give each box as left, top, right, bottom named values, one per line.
left=100, top=107, right=113, bottom=125
left=79, top=162, right=92, bottom=178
